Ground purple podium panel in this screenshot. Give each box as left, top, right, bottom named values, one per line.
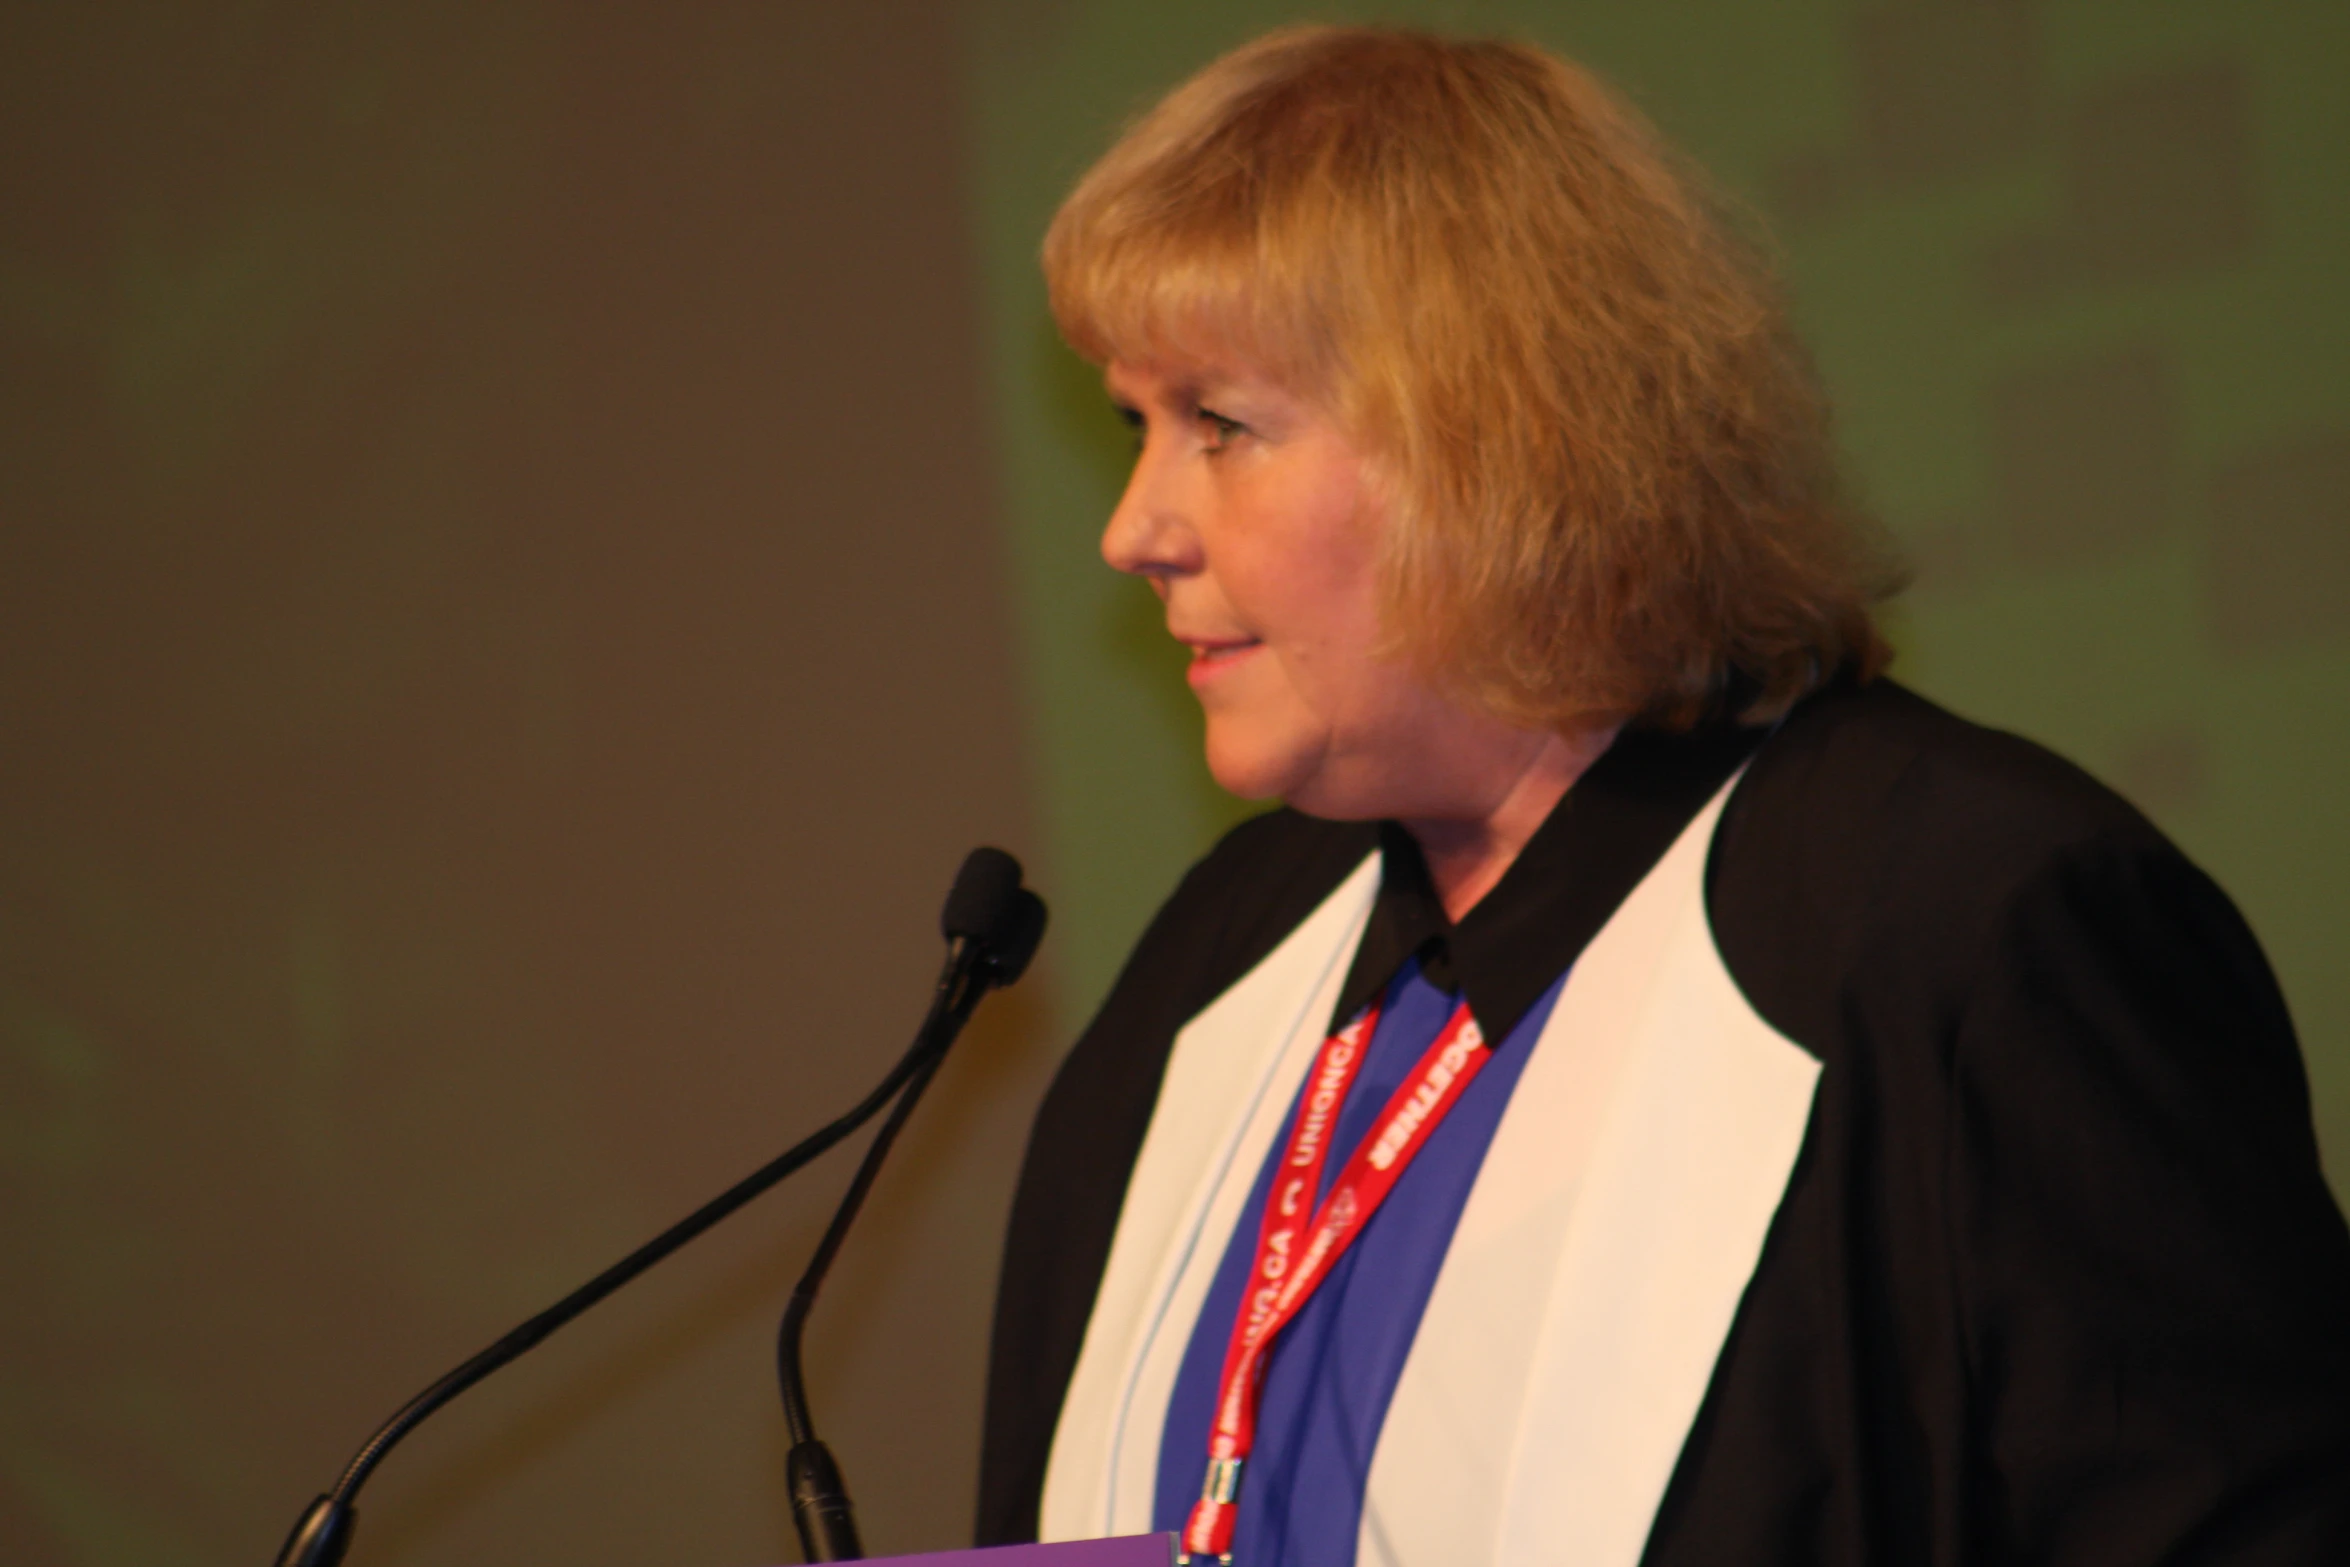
left=857, top=1535, right=1176, bottom=1566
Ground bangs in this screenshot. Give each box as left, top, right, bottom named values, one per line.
left=1045, top=191, right=1345, bottom=405
left=1041, top=37, right=1353, bottom=396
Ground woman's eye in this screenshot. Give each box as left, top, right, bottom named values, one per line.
left=1198, top=408, right=1245, bottom=448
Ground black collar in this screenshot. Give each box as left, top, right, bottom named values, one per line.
left=1330, top=719, right=1767, bottom=1043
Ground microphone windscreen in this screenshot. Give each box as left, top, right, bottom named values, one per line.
left=942, top=847, right=1024, bottom=943
left=989, top=889, right=1048, bottom=984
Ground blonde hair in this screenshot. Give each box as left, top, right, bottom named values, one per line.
left=1044, top=25, right=1897, bottom=729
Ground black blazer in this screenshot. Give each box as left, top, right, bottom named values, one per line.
left=980, top=679, right=2350, bottom=1564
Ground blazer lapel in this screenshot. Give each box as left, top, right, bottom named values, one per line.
left=1493, top=782, right=1819, bottom=1566
left=1362, top=779, right=1821, bottom=1567
left=1041, top=851, right=1382, bottom=1541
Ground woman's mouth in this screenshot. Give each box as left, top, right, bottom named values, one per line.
left=1184, top=638, right=1262, bottom=685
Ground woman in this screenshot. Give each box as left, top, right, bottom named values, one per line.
left=979, top=26, right=2350, bottom=1567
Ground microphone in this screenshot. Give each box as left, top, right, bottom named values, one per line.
left=778, top=848, right=1046, bottom=1562
left=272, top=848, right=1047, bottom=1567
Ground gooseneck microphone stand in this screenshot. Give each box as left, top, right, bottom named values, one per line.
left=271, top=848, right=1046, bottom=1567
left=778, top=848, right=1047, bottom=1562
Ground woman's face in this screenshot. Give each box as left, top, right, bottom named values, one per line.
left=1101, top=357, right=1547, bottom=823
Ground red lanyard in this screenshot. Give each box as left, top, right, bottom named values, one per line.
left=1179, top=997, right=1489, bottom=1563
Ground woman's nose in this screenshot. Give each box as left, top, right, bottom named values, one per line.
left=1100, top=443, right=1200, bottom=580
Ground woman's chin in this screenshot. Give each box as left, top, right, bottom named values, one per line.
left=1202, top=750, right=1290, bottom=804
left=1201, top=726, right=1311, bottom=805
left=1204, top=733, right=1394, bottom=820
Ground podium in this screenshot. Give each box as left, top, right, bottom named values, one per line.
left=853, top=1536, right=1176, bottom=1565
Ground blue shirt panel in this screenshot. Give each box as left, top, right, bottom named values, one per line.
left=1152, top=958, right=1567, bottom=1565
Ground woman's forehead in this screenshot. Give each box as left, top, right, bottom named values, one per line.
left=1103, top=346, right=1333, bottom=413
left=1105, top=354, right=1255, bottom=397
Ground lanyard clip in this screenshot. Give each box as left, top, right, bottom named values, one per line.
left=1179, top=1457, right=1245, bottom=1564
